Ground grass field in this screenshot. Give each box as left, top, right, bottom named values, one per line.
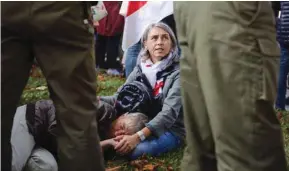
left=20, top=67, right=289, bottom=170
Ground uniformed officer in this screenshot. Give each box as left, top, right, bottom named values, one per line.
left=174, top=1, right=288, bottom=171
left=2, top=2, right=105, bottom=171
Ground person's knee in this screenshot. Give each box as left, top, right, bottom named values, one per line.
left=130, top=141, right=157, bottom=160
left=24, top=148, right=58, bottom=171
left=130, top=133, right=182, bottom=160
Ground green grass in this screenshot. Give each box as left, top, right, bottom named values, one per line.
left=20, top=68, right=125, bottom=105
left=279, top=110, right=289, bottom=166
left=21, top=67, right=183, bottom=170
left=20, top=67, right=289, bottom=170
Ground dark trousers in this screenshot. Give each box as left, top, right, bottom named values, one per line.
left=276, top=43, right=289, bottom=110
left=95, top=34, right=121, bottom=69
left=175, top=1, right=287, bottom=171
left=1, top=2, right=105, bottom=171
left=124, top=41, right=142, bottom=77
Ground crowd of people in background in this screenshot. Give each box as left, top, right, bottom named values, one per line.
left=95, top=1, right=288, bottom=110
left=95, top=1, right=124, bottom=76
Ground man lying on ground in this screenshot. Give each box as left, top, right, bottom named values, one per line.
left=11, top=99, right=148, bottom=171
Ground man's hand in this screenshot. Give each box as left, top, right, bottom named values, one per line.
left=100, top=138, right=117, bottom=151
left=107, top=138, right=117, bottom=147
left=114, top=134, right=140, bottom=155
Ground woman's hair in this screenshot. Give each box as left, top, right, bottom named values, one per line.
left=138, top=22, right=179, bottom=61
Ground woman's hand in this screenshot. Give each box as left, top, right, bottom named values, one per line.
left=114, top=129, right=125, bottom=137
left=114, top=134, right=140, bottom=154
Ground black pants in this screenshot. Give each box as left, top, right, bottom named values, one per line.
left=95, top=34, right=121, bottom=69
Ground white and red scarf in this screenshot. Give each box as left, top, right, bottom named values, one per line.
left=140, top=53, right=173, bottom=96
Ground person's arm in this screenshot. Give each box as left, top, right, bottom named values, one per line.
left=115, top=72, right=182, bottom=140
left=145, top=72, right=182, bottom=137
left=99, top=67, right=138, bottom=105
left=100, top=138, right=116, bottom=151
left=32, top=100, right=56, bottom=140
left=114, top=72, right=182, bottom=154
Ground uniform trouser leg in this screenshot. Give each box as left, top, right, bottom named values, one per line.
left=32, top=4, right=105, bottom=170
left=2, top=2, right=105, bottom=171
left=1, top=27, right=34, bottom=171
left=174, top=2, right=287, bottom=171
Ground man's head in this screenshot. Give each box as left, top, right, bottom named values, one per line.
left=109, top=113, right=148, bottom=138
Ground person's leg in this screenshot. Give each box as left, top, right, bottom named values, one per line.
left=175, top=1, right=287, bottom=171
left=24, top=147, right=58, bottom=171
left=130, top=132, right=181, bottom=160
left=32, top=2, right=105, bottom=171
left=95, top=34, right=108, bottom=69
left=1, top=3, right=34, bottom=169
left=276, top=43, right=289, bottom=110
left=174, top=2, right=217, bottom=171
left=11, top=105, right=36, bottom=171
left=124, top=41, right=142, bottom=77
left=106, top=34, right=121, bottom=70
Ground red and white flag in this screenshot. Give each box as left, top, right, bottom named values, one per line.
left=120, top=1, right=174, bottom=51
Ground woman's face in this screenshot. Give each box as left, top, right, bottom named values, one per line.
left=144, top=27, right=172, bottom=62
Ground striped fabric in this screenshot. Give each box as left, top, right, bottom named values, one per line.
left=278, top=1, right=289, bottom=45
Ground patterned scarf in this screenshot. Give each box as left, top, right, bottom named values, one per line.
left=140, top=52, right=174, bottom=96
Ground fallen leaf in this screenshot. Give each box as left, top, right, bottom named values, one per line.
left=105, top=166, right=122, bottom=171
left=143, top=164, right=159, bottom=171
left=35, top=86, right=47, bottom=90
left=167, top=166, right=174, bottom=171
left=106, top=161, right=114, bottom=165
left=98, top=75, right=105, bottom=81
left=130, top=160, right=149, bottom=169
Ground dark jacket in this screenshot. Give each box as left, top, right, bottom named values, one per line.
left=100, top=54, right=185, bottom=140
left=26, top=100, right=58, bottom=157
left=96, top=1, right=124, bottom=36
left=277, top=1, right=289, bottom=45
left=25, top=98, right=122, bottom=156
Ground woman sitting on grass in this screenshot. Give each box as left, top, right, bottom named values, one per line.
left=99, top=22, right=185, bottom=159
left=11, top=22, right=184, bottom=171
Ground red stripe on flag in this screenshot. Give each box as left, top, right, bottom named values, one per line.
left=127, top=1, right=147, bottom=17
